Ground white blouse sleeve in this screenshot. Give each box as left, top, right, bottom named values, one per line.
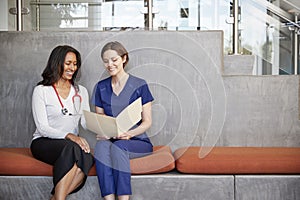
left=79, top=85, right=90, bottom=130
left=32, top=86, right=69, bottom=139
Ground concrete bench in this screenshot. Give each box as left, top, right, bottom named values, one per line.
left=0, top=145, right=175, bottom=199
left=174, top=146, right=300, bottom=174
left=1, top=146, right=300, bottom=200
left=0, top=146, right=175, bottom=176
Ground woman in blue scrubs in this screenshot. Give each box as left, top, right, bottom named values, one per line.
left=93, top=41, right=154, bottom=200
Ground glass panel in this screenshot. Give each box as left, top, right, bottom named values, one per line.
left=152, top=0, right=232, bottom=52
left=0, top=0, right=8, bottom=31
left=49, top=3, right=89, bottom=29
left=152, top=0, right=196, bottom=30
left=101, top=1, right=144, bottom=30
left=239, top=0, right=294, bottom=75
left=30, top=1, right=103, bottom=31
left=28, top=0, right=146, bottom=31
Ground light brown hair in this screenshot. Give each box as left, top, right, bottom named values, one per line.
left=101, top=41, right=129, bottom=68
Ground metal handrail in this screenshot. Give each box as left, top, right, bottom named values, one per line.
left=233, top=0, right=239, bottom=55
left=29, top=1, right=102, bottom=6
left=249, top=0, right=300, bottom=29
left=17, top=0, right=22, bottom=31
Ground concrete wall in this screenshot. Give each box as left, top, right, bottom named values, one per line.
left=235, top=175, right=300, bottom=200
left=223, top=55, right=255, bottom=75
left=0, top=175, right=234, bottom=200
left=0, top=31, right=299, bottom=151
left=2, top=175, right=300, bottom=200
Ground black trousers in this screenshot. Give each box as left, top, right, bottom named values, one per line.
left=30, top=137, right=94, bottom=194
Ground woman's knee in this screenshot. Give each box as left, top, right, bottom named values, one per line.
left=112, top=140, right=129, bottom=152
left=64, top=139, right=80, bottom=150
left=95, top=140, right=111, bottom=153
left=94, top=140, right=113, bottom=162
left=111, top=141, right=130, bottom=159
left=61, top=140, right=85, bottom=162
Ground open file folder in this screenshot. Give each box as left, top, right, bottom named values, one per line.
left=83, top=97, right=142, bottom=138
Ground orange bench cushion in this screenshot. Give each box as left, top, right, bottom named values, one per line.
left=0, top=146, right=175, bottom=176
left=174, top=147, right=300, bottom=174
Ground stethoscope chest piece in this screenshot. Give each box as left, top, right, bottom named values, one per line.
left=53, top=84, right=82, bottom=116
left=61, top=108, right=69, bottom=115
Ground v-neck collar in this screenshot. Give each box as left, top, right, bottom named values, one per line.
left=53, top=85, right=73, bottom=101
left=111, top=74, right=130, bottom=97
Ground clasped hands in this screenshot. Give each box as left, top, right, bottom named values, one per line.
left=96, top=132, right=132, bottom=141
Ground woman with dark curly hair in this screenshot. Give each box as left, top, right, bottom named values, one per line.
left=30, top=45, right=94, bottom=200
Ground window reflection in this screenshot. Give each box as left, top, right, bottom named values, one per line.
left=101, top=1, right=144, bottom=30
left=51, top=3, right=88, bottom=28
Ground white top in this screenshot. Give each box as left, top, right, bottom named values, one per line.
left=32, top=84, right=90, bottom=140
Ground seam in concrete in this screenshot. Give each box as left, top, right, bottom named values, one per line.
left=234, top=175, right=236, bottom=200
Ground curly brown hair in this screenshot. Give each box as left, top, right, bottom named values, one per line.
left=38, top=45, right=81, bottom=86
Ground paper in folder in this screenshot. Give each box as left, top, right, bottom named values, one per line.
left=83, top=97, right=142, bottom=138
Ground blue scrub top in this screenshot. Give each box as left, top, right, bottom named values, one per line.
left=93, top=74, right=154, bottom=143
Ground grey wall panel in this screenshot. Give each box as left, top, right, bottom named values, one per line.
left=235, top=175, right=300, bottom=200
left=0, top=176, right=53, bottom=200
left=0, top=175, right=234, bottom=200
left=219, top=75, right=300, bottom=147
left=132, top=174, right=234, bottom=200
left=223, top=55, right=255, bottom=75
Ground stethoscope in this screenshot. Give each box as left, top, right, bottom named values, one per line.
left=52, top=84, right=82, bottom=115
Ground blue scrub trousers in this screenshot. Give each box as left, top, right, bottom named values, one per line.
left=94, top=139, right=152, bottom=197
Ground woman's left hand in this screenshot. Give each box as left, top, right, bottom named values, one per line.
left=78, top=137, right=91, bottom=153
left=66, top=133, right=90, bottom=153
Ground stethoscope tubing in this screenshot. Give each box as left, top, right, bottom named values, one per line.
left=52, top=84, right=82, bottom=115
